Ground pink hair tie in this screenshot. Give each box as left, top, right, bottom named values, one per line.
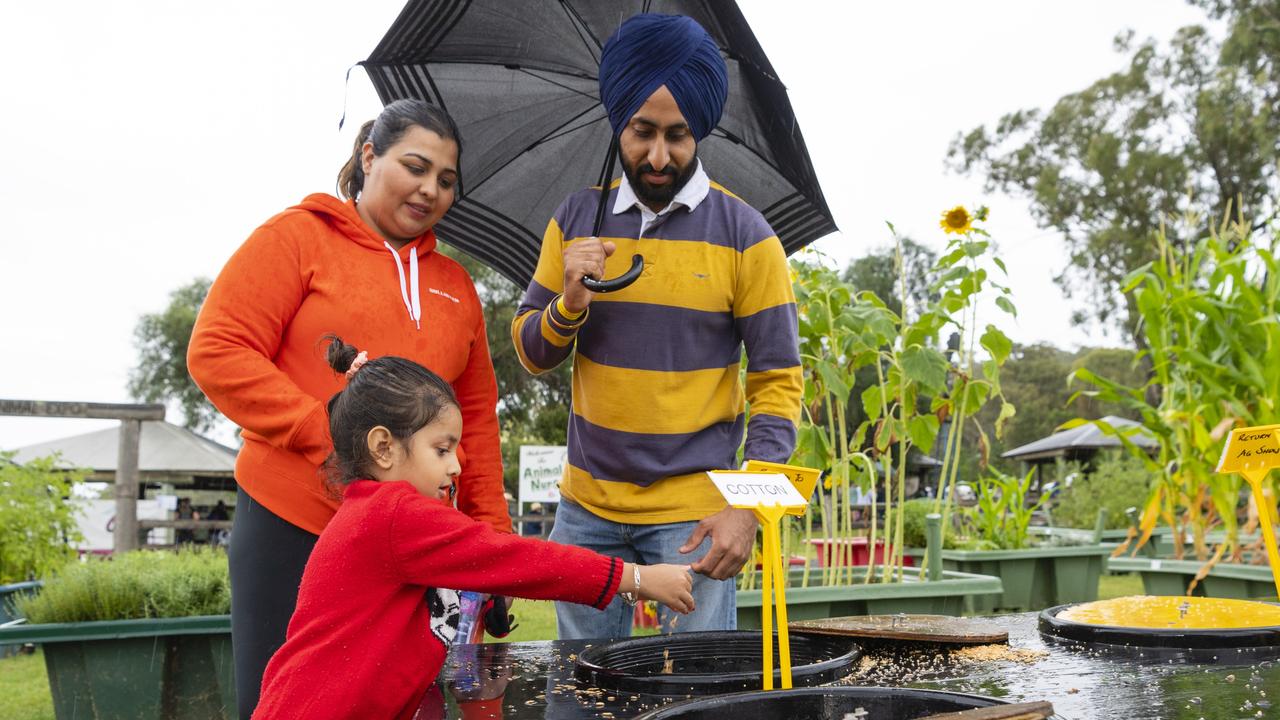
left=345, top=351, right=369, bottom=379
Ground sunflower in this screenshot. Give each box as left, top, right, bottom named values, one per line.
left=940, top=205, right=973, bottom=235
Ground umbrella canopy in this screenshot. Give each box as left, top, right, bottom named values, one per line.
left=1001, top=415, right=1158, bottom=462
left=360, top=0, right=837, bottom=288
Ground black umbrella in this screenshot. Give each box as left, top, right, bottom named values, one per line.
left=360, top=0, right=837, bottom=290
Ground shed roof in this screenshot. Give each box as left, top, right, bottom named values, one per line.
left=10, top=420, right=237, bottom=475
left=1001, top=415, right=1157, bottom=462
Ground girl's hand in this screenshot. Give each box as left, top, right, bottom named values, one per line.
left=625, top=563, right=695, bottom=614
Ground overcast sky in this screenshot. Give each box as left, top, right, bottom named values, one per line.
left=0, top=1, right=1211, bottom=449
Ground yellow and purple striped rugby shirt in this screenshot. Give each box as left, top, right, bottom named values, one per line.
left=512, top=173, right=802, bottom=524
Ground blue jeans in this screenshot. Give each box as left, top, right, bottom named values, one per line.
left=548, top=499, right=736, bottom=639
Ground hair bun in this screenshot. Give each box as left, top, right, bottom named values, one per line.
left=324, top=334, right=361, bottom=374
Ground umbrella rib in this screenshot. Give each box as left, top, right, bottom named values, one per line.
left=559, top=1, right=604, bottom=62
left=517, top=67, right=599, bottom=103
left=537, top=110, right=609, bottom=146
left=464, top=102, right=605, bottom=195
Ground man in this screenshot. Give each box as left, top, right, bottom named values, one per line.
left=512, top=13, right=801, bottom=639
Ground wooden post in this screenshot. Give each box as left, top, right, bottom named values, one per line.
left=0, top=399, right=165, bottom=555
left=115, top=419, right=142, bottom=553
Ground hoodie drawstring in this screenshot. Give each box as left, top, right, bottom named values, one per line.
left=384, top=241, right=422, bottom=330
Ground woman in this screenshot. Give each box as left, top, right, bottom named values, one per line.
left=188, top=99, right=511, bottom=719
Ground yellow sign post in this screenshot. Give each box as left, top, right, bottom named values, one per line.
left=1215, top=425, right=1280, bottom=600
left=708, top=462, right=819, bottom=690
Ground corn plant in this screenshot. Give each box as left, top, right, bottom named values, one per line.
left=1070, top=213, right=1280, bottom=568
left=965, top=468, right=1050, bottom=551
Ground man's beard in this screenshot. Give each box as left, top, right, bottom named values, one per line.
left=621, top=152, right=698, bottom=208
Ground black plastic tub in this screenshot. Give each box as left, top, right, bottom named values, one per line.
left=631, top=686, right=1067, bottom=719
left=1039, top=603, right=1280, bottom=653
left=573, top=630, right=859, bottom=695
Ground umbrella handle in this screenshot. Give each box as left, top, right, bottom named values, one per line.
left=582, top=254, right=644, bottom=293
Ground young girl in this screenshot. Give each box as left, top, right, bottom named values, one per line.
left=252, top=338, right=695, bottom=720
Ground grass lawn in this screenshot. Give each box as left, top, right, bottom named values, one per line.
left=496, top=598, right=659, bottom=642
left=494, top=598, right=559, bottom=643
left=0, top=649, right=53, bottom=720
left=1096, top=572, right=1144, bottom=600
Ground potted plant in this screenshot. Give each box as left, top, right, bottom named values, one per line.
left=0, top=547, right=234, bottom=720
left=1071, top=219, right=1280, bottom=599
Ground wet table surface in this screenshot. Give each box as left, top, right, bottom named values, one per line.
left=424, top=612, right=1280, bottom=719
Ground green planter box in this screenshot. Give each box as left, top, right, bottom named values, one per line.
left=735, top=567, right=1003, bottom=629
left=0, top=581, right=41, bottom=658
left=905, top=544, right=1111, bottom=612
left=1108, top=557, right=1280, bottom=600
left=0, top=615, right=234, bottom=720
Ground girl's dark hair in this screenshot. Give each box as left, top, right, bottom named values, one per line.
left=323, top=335, right=459, bottom=485
left=336, top=99, right=464, bottom=200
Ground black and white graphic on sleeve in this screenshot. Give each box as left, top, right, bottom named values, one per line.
left=426, top=587, right=461, bottom=646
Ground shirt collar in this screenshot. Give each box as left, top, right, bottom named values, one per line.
left=612, top=159, right=710, bottom=217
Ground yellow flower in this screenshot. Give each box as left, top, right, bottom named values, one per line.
left=940, top=205, right=973, bottom=234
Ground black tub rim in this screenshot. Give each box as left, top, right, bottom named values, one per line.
left=630, top=685, right=1070, bottom=720
left=1039, top=601, right=1280, bottom=650
left=573, top=630, right=860, bottom=695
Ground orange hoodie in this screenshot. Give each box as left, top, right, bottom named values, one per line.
left=189, top=194, right=511, bottom=536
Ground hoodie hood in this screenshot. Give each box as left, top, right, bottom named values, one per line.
left=294, top=193, right=440, bottom=259
left=295, top=193, right=439, bottom=330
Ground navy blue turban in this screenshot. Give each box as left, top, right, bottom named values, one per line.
left=598, top=14, right=728, bottom=142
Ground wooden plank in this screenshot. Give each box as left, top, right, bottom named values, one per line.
left=0, top=399, right=165, bottom=421
left=919, top=701, right=1054, bottom=720
left=114, top=419, right=142, bottom=553
left=138, top=520, right=234, bottom=531
left=789, top=614, right=1008, bottom=645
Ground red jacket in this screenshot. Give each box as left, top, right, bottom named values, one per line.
left=253, top=480, right=623, bottom=720
left=188, top=194, right=509, bottom=535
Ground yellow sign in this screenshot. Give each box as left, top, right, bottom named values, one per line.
left=1216, top=425, right=1280, bottom=474
left=744, top=460, right=821, bottom=516
left=708, top=462, right=820, bottom=691
left=1215, top=424, right=1280, bottom=601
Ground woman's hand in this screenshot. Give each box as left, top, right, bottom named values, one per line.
left=624, top=563, right=695, bottom=614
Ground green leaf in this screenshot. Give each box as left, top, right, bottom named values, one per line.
left=981, top=359, right=999, bottom=385
left=994, top=295, right=1017, bottom=317
left=959, top=380, right=992, bottom=415
left=816, top=362, right=851, bottom=402
left=907, top=415, right=941, bottom=454
left=900, top=346, right=949, bottom=395
left=861, top=383, right=885, bottom=420
left=994, top=400, right=1017, bottom=440
left=1120, top=263, right=1153, bottom=293
left=937, top=247, right=967, bottom=269
left=809, top=299, right=831, bottom=335
left=979, top=324, right=1013, bottom=365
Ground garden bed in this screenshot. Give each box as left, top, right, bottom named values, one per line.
left=0, top=581, right=41, bottom=658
